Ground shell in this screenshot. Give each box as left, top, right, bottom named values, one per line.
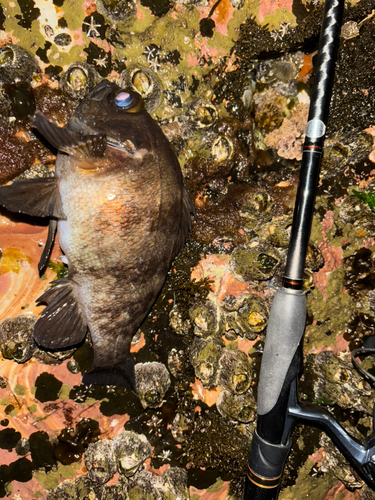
left=189, top=338, right=223, bottom=388
left=0, top=315, right=37, bottom=363
left=59, top=63, right=100, bottom=101
left=120, top=65, right=163, bottom=113
left=112, top=431, right=152, bottom=478
left=0, top=44, right=40, bottom=84
left=189, top=298, right=224, bottom=338
left=84, top=438, right=117, bottom=485
left=221, top=293, right=269, bottom=339
left=217, top=350, right=252, bottom=394
left=216, top=389, right=256, bottom=423
left=167, top=348, right=187, bottom=378
left=135, top=362, right=171, bottom=409
left=171, top=411, right=195, bottom=443
left=230, top=241, right=281, bottom=281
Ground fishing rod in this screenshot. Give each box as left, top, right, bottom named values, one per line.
left=243, top=0, right=375, bottom=498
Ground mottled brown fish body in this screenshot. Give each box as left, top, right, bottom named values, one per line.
left=0, top=80, right=194, bottom=390
left=57, top=135, right=183, bottom=372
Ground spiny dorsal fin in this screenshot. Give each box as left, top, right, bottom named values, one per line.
left=33, top=112, right=106, bottom=158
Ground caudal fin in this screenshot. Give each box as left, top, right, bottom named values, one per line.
left=82, top=358, right=136, bottom=392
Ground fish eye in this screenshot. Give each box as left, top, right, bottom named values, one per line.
left=113, top=90, right=143, bottom=112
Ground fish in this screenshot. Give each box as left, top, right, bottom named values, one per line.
left=0, top=80, right=195, bottom=391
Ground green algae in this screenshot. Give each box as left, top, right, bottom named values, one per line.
left=353, top=190, right=375, bottom=212
left=261, top=10, right=297, bottom=31
left=280, top=458, right=336, bottom=499
left=14, top=384, right=26, bottom=396
left=33, top=469, right=60, bottom=490
left=206, top=477, right=224, bottom=492
left=57, top=384, right=71, bottom=401
left=306, top=266, right=352, bottom=349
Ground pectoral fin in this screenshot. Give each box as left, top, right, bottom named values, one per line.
left=38, top=219, right=57, bottom=277
left=34, top=112, right=106, bottom=158
left=0, top=177, right=66, bottom=219
left=34, top=279, right=87, bottom=349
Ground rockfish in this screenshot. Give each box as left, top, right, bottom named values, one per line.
left=0, top=80, right=195, bottom=391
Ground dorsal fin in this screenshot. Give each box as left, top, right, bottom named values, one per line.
left=33, top=112, right=107, bottom=158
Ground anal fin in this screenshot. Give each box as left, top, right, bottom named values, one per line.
left=34, top=279, right=87, bottom=349
left=0, top=177, right=65, bottom=219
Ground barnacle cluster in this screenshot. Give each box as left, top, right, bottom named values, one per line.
left=48, top=431, right=189, bottom=499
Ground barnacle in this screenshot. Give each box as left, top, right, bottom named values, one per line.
left=217, top=350, right=252, bottom=394
left=135, top=362, right=171, bottom=408
left=112, top=431, right=152, bottom=478
left=211, top=135, right=234, bottom=163
left=120, top=65, right=163, bottom=113
left=222, top=293, right=269, bottom=339
left=216, top=389, right=256, bottom=423
left=96, top=0, right=137, bottom=23
left=0, top=315, right=36, bottom=363
left=0, top=44, right=40, bottom=84
left=84, top=438, right=116, bottom=484
left=189, top=297, right=224, bottom=338
left=230, top=241, right=281, bottom=281
left=189, top=338, right=223, bottom=388
left=59, top=63, right=100, bottom=100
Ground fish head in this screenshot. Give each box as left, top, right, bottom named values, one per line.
left=67, top=79, right=161, bottom=154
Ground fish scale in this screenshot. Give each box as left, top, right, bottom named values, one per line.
left=0, top=80, right=195, bottom=391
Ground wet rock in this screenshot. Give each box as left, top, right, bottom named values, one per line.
left=112, top=431, right=152, bottom=478
left=319, top=433, right=364, bottom=490
left=0, top=315, right=37, bottom=363
left=308, top=351, right=374, bottom=414
left=230, top=241, right=281, bottom=281
left=135, top=362, right=171, bottom=409
left=55, top=418, right=100, bottom=466
left=84, top=438, right=116, bottom=484
left=0, top=44, right=40, bottom=84
left=216, top=389, right=256, bottom=423
left=189, top=338, right=223, bottom=388
left=217, top=350, right=252, bottom=394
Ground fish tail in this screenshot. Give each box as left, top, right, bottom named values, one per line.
left=82, top=356, right=136, bottom=392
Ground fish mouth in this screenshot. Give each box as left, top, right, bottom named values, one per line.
left=86, top=79, right=118, bottom=102
left=107, top=137, right=137, bottom=155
